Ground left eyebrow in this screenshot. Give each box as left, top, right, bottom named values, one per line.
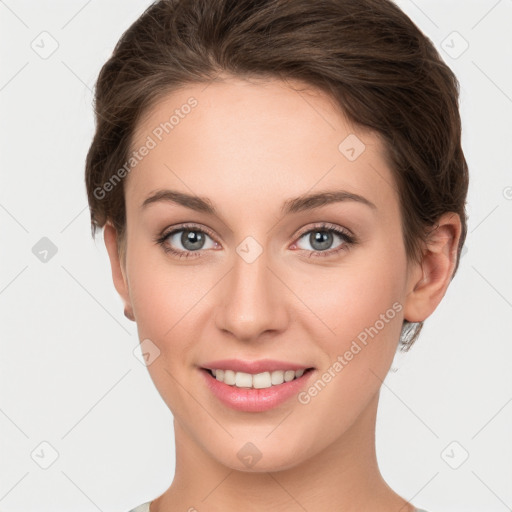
left=141, top=188, right=377, bottom=215
left=281, top=189, right=377, bottom=215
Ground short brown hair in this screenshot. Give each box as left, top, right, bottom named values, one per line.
left=85, top=0, right=469, bottom=349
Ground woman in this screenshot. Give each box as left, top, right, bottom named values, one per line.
left=85, top=0, right=469, bottom=510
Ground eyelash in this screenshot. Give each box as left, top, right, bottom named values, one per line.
left=154, top=222, right=357, bottom=260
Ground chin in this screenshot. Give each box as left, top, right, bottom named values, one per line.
left=206, top=436, right=313, bottom=473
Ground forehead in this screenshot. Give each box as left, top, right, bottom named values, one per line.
left=127, top=76, right=399, bottom=220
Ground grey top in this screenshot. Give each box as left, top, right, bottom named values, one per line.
left=128, top=502, right=430, bottom=512
left=128, top=504, right=151, bottom=512
left=128, top=505, right=150, bottom=512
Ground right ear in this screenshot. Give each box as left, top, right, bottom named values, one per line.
left=103, top=222, right=134, bottom=321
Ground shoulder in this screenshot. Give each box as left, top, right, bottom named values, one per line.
left=127, top=503, right=151, bottom=512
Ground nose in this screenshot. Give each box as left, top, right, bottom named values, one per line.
left=214, top=246, right=289, bottom=342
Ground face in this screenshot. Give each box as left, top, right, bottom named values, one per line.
left=108, top=76, right=424, bottom=472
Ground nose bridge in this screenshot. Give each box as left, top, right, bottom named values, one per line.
left=215, top=238, right=287, bottom=340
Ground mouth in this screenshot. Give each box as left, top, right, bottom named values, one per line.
left=200, top=366, right=316, bottom=412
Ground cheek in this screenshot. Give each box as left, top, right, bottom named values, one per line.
left=294, top=251, right=405, bottom=345
left=125, top=246, right=220, bottom=371
left=292, top=259, right=406, bottom=431
left=125, top=253, right=204, bottom=412
left=128, top=262, right=199, bottom=345
left=290, top=244, right=407, bottom=410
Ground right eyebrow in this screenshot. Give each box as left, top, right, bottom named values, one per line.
left=141, top=189, right=216, bottom=214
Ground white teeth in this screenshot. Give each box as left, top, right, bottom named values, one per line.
left=270, top=370, right=284, bottom=385
left=223, top=369, right=236, bottom=385
left=252, top=372, right=271, bottom=389
left=235, top=371, right=253, bottom=388
left=210, top=368, right=308, bottom=388
left=284, top=370, right=295, bottom=382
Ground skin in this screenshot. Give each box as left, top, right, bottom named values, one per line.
left=103, top=76, right=461, bottom=512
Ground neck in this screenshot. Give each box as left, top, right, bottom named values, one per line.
left=151, top=391, right=414, bottom=512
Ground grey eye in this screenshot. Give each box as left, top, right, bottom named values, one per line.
left=296, top=229, right=345, bottom=252
left=166, top=229, right=216, bottom=251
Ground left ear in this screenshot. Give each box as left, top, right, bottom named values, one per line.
left=403, top=212, right=462, bottom=323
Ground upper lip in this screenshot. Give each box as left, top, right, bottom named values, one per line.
left=201, top=359, right=313, bottom=374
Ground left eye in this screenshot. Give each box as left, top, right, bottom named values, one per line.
left=295, top=227, right=351, bottom=253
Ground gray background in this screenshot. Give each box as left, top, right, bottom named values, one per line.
left=1, top=0, right=511, bottom=511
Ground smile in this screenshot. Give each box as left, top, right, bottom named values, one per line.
left=200, top=367, right=316, bottom=412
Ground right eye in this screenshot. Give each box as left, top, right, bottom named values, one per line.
left=156, top=224, right=219, bottom=258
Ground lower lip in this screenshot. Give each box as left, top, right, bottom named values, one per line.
left=200, top=368, right=315, bottom=412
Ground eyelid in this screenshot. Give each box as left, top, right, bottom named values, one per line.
left=160, top=222, right=218, bottom=242
left=294, top=221, right=354, bottom=240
